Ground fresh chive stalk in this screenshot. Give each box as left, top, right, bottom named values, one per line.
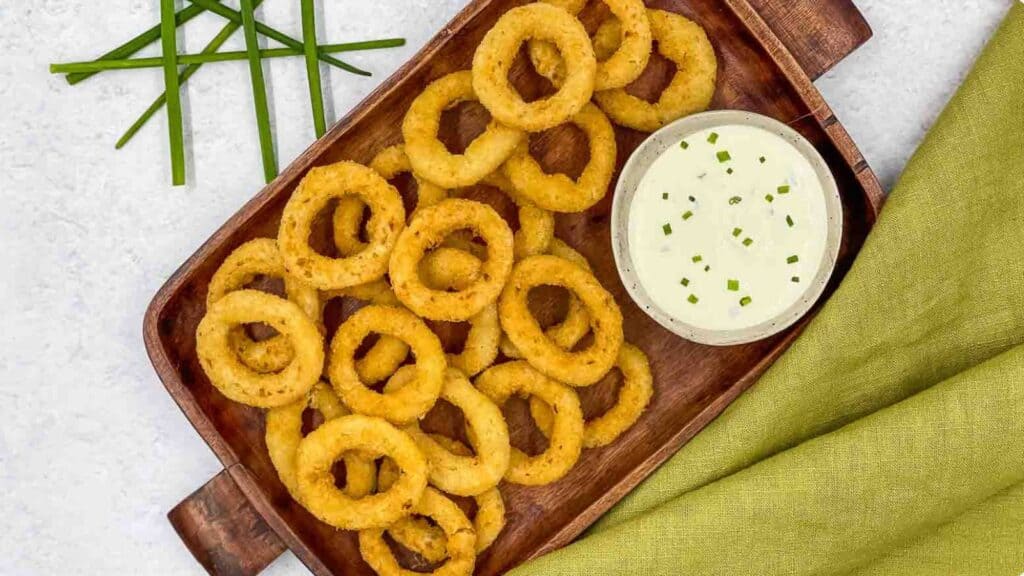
left=64, top=3, right=207, bottom=85
left=159, top=0, right=186, bottom=186
left=187, top=0, right=371, bottom=76
left=300, top=0, right=327, bottom=138
left=239, top=0, right=278, bottom=182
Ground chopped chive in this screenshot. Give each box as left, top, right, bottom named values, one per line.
left=239, top=0, right=279, bottom=183
left=727, top=279, right=739, bottom=291
left=787, top=255, right=800, bottom=264
left=726, top=168, right=734, bottom=175
left=765, top=194, right=774, bottom=203
left=729, top=196, right=742, bottom=205
left=159, top=0, right=186, bottom=186
left=680, top=278, right=690, bottom=287
left=662, top=223, right=673, bottom=235
left=732, top=227, right=742, bottom=237
left=792, top=276, right=801, bottom=283
left=707, top=132, right=719, bottom=144
left=742, top=237, right=754, bottom=247
left=680, top=140, right=689, bottom=149
left=688, top=294, right=699, bottom=304
left=662, top=192, right=669, bottom=200
left=682, top=210, right=693, bottom=220
left=704, top=265, right=711, bottom=272
left=688, top=195, right=696, bottom=202
left=740, top=296, right=753, bottom=307
left=301, top=0, right=327, bottom=138
left=778, top=185, right=791, bottom=194
left=187, top=0, right=371, bottom=76
left=64, top=3, right=207, bottom=85
left=759, top=156, right=766, bottom=164
left=692, top=255, right=703, bottom=263
left=716, top=150, right=731, bottom=163
left=786, top=215, right=794, bottom=227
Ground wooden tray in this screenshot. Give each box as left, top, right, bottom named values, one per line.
left=144, top=1, right=883, bottom=575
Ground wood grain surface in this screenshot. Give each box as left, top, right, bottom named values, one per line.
left=146, top=0, right=880, bottom=575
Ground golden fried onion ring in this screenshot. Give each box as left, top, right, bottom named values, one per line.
left=499, top=255, right=623, bottom=386
left=528, top=0, right=651, bottom=91
left=328, top=305, right=445, bottom=424
left=322, top=279, right=410, bottom=385
left=403, top=71, right=525, bottom=189
left=593, top=10, right=717, bottom=132
left=334, top=145, right=449, bottom=257
left=197, top=290, right=324, bottom=408
left=419, top=248, right=500, bottom=376
left=475, top=361, right=584, bottom=485
left=206, top=238, right=322, bottom=374
left=530, top=343, right=652, bottom=448
left=502, top=103, right=616, bottom=213
left=265, top=382, right=377, bottom=500
left=390, top=199, right=514, bottom=322
left=358, top=487, right=476, bottom=576
left=386, top=366, right=510, bottom=496
left=498, top=239, right=592, bottom=359
left=472, top=3, right=596, bottom=132
left=379, top=435, right=505, bottom=562
left=296, top=414, right=427, bottom=530
left=279, top=161, right=405, bottom=290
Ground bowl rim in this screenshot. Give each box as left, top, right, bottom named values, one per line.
left=610, top=109, right=844, bottom=346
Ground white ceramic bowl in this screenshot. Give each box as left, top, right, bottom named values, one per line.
left=611, top=110, right=843, bottom=346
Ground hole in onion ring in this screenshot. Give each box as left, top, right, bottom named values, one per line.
left=509, top=44, right=558, bottom=104
left=239, top=274, right=288, bottom=342
left=425, top=319, right=472, bottom=355
left=527, top=123, right=590, bottom=179
left=307, top=198, right=343, bottom=258
left=383, top=530, right=446, bottom=573
left=623, top=41, right=678, bottom=104
left=437, top=100, right=491, bottom=155
left=577, top=365, right=625, bottom=420
left=527, top=285, right=574, bottom=329
left=502, top=396, right=549, bottom=457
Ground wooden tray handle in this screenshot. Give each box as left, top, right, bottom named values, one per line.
left=169, top=468, right=287, bottom=576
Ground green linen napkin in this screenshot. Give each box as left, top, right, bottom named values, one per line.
left=513, top=4, right=1024, bottom=575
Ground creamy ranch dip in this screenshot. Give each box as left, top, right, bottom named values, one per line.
left=627, top=124, right=829, bottom=332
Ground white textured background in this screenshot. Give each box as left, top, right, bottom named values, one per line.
left=0, top=1, right=1015, bottom=574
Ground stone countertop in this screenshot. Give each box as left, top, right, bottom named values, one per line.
left=0, top=1, right=1014, bottom=574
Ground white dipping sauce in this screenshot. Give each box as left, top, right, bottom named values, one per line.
left=627, top=124, right=829, bottom=332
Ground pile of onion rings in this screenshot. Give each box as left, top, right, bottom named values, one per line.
left=189, top=2, right=721, bottom=571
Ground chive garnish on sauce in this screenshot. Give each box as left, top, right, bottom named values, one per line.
left=732, top=227, right=742, bottom=237
left=726, top=168, right=734, bottom=175
left=717, top=151, right=731, bottom=163
left=727, top=279, right=739, bottom=291
left=689, top=195, right=696, bottom=202
left=759, top=156, right=766, bottom=164
left=663, top=223, right=673, bottom=235
left=704, top=265, right=711, bottom=272
left=681, top=278, right=690, bottom=287
left=680, top=140, right=689, bottom=149
left=662, top=193, right=669, bottom=200
left=682, top=210, right=693, bottom=220
left=742, top=237, right=754, bottom=247
left=792, top=276, right=801, bottom=283
left=688, top=294, right=699, bottom=304
left=765, top=194, right=774, bottom=203
left=692, top=255, right=703, bottom=263
left=787, top=255, right=800, bottom=264
left=786, top=215, right=794, bottom=227
left=707, top=132, right=719, bottom=144
left=729, top=196, right=742, bottom=205
left=740, top=296, right=752, bottom=307
left=778, top=185, right=791, bottom=194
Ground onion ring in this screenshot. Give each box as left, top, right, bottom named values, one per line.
left=593, top=10, right=717, bottom=132
left=464, top=172, right=555, bottom=260
left=379, top=435, right=505, bottom=562
left=265, top=382, right=377, bottom=501
left=418, top=248, right=500, bottom=376
left=390, top=199, right=514, bottom=322
left=472, top=3, right=596, bottom=132
left=528, top=0, right=651, bottom=91
left=499, top=239, right=592, bottom=359
left=334, top=145, right=449, bottom=257
left=502, top=103, right=616, bottom=213
left=278, top=160, right=405, bottom=290
left=475, top=361, right=584, bottom=485
left=207, top=238, right=322, bottom=373
left=529, top=343, right=652, bottom=448
left=385, top=366, right=509, bottom=496
left=403, top=71, right=525, bottom=189
left=328, top=305, right=445, bottom=424
left=295, top=414, right=427, bottom=530
left=196, top=290, right=324, bottom=408
left=358, top=487, right=476, bottom=576
left=322, top=280, right=410, bottom=385
left=499, top=255, right=623, bottom=386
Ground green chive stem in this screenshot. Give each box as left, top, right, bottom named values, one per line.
left=300, top=0, right=327, bottom=138
left=51, top=39, right=406, bottom=74
left=159, top=0, right=186, bottom=186
left=186, top=0, right=372, bottom=76
left=63, top=3, right=206, bottom=85
left=238, top=0, right=278, bottom=182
